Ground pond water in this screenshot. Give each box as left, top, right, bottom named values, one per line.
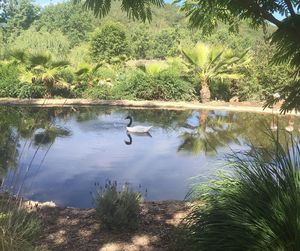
left=0, top=106, right=299, bottom=208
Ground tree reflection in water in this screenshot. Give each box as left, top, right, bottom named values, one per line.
left=178, top=110, right=300, bottom=156
left=0, top=105, right=299, bottom=203
left=0, top=106, right=73, bottom=192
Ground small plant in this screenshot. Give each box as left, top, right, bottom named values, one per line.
left=0, top=198, right=41, bottom=251
left=93, top=181, right=142, bottom=230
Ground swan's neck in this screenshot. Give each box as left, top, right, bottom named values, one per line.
left=125, top=133, right=132, bottom=145
left=127, top=117, right=133, bottom=127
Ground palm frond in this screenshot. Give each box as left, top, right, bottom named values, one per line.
left=76, top=0, right=165, bottom=21
left=29, top=53, right=51, bottom=68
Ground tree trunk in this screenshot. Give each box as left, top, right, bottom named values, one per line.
left=200, top=78, right=211, bottom=103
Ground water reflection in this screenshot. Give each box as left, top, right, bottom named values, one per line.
left=0, top=106, right=299, bottom=207
left=124, top=132, right=152, bottom=145
left=178, top=110, right=240, bottom=156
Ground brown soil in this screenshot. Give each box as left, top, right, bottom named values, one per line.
left=35, top=201, right=188, bottom=251
left=0, top=98, right=295, bottom=115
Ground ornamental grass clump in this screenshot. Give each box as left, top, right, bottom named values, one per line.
left=181, top=134, right=300, bottom=251
left=0, top=198, right=41, bottom=251
left=93, top=181, right=142, bottom=230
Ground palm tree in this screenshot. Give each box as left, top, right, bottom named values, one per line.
left=182, top=43, right=249, bottom=102
left=11, top=51, right=70, bottom=98
left=28, top=54, right=70, bottom=97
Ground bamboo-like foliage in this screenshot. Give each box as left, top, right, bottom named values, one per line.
left=182, top=134, right=300, bottom=250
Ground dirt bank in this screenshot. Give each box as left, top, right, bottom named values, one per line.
left=35, top=201, right=187, bottom=251
left=0, top=98, right=296, bottom=115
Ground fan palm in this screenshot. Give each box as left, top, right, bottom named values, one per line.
left=182, top=43, right=249, bottom=102
left=15, top=52, right=70, bottom=98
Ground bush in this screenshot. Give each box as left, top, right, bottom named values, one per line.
left=10, top=28, right=70, bottom=61
left=57, top=67, right=76, bottom=84
left=114, top=69, right=153, bottom=100
left=0, top=62, right=22, bottom=98
left=93, top=181, right=142, bottom=230
left=82, top=85, right=114, bottom=100
left=90, top=22, right=130, bottom=63
left=210, top=80, right=231, bottom=101
left=180, top=135, right=300, bottom=250
left=155, top=70, right=195, bottom=101
left=17, top=84, right=45, bottom=99
left=114, top=69, right=195, bottom=101
left=0, top=200, right=41, bottom=251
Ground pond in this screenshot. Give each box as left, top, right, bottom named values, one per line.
left=0, top=106, right=299, bottom=208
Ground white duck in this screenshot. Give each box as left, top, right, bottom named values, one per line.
left=125, top=116, right=152, bottom=133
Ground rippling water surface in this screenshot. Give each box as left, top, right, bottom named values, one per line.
left=0, top=106, right=298, bottom=207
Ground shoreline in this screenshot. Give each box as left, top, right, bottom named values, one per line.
left=0, top=98, right=297, bottom=115
left=2, top=193, right=188, bottom=250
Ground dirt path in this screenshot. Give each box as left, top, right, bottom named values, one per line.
left=37, top=201, right=187, bottom=251
left=0, top=98, right=296, bottom=115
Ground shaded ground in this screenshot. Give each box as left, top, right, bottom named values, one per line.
left=37, top=201, right=187, bottom=251
left=0, top=98, right=293, bottom=115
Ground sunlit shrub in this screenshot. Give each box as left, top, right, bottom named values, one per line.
left=114, top=69, right=195, bottom=101
left=180, top=135, right=300, bottom=250
left=0, top=62, right=22, bottom=98
left=90, top=22, right=130, bottom=63
left=17, top=84, right=46, bottom=99
left=57, top=67, right=76, bottom=84
left=82, top=85, right=114, bottom=100
left=93, top=181, right=142, bottom=230
left=155, top=70, right=195, bottom=101
left=113, top=69, right=152, bottom=100
left=94, top=67, right=117, bottom=81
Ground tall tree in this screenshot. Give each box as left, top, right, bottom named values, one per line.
left=36, top=2, right=94, bottom=47
left=1, top=0, right=39, bottom=40
left=90, top=22, right=130, bottom=63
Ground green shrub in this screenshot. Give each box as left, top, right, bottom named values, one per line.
left=94, top=67, right=116, bottom=81
left=114, top=69, right=195, bottom=101
left=90, top=22, right=130, bottom=63
left=114, top=69, right=153, bottom=100
left=57, top=67, right=76, bottom=84
left=0, top=62, right=22, bottom=98
left=17, top=84, right=45, bottom=99
left=210, top=80, right=231, bottom=101
left=93, top=181, right=142, bottom=230
left=82, top=85, right=114, bottom=100
left=155, top=70, right=195, bottom=101
left=180, top=135, right=300, bottom=251
left=0, top=201, right=41, bottom=251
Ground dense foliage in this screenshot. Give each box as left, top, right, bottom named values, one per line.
left=90, top=22, right=129, bottom=63
left=0, top=0, right=294, bottom=104
left=179, top=135, right=300, bottom=250
left=178, top=0, right=300, bottom=111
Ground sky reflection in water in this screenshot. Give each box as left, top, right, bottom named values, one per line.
left=1, top=106, right=299, bottom=208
